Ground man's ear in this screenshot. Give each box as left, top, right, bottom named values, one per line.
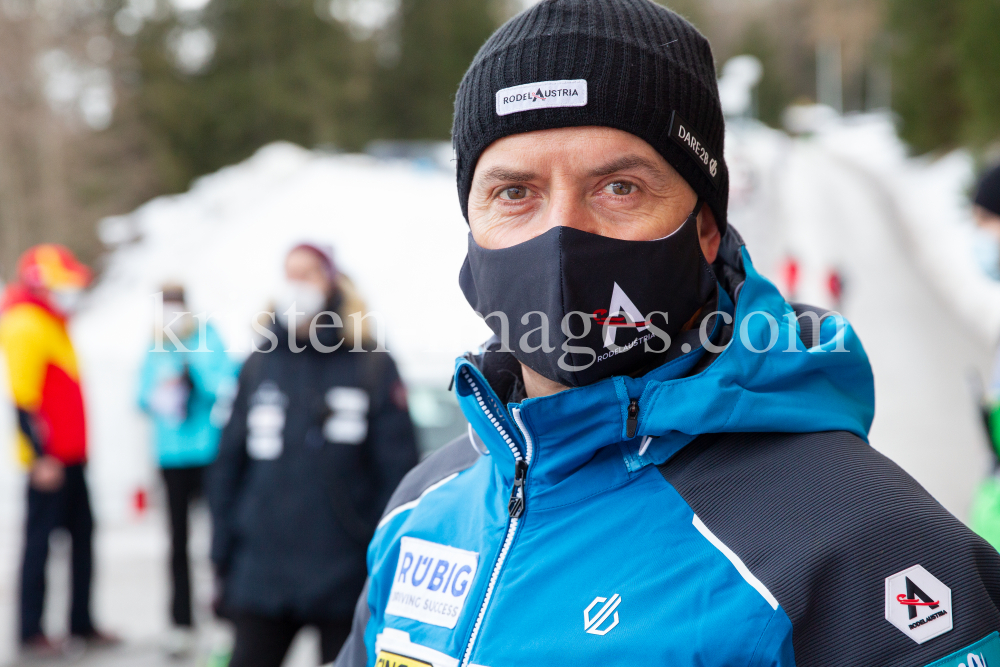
left=697, top=205, right=721, bottom=264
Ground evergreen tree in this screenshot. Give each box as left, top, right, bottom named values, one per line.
left=955, top=0, right=1000, bottom=147
left=730, top=22, right=796, bottom=128
left=137, top=0, right=364, bottom=191
left=887, top=0, right=1000, bottom=154
left=136, top=0, right=502, bottom=192
left=885, top=0, right=965, bottom=153
left=372, top=0, right=500, bottom=140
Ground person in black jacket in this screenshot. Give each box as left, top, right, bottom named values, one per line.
left=208, top=243, right=419, bottom=667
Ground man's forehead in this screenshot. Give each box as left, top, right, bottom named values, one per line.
left=474, top=127, right=672, bottom=182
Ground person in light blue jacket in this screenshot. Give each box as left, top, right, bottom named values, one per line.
left=138, top=284, right=237, bottom=654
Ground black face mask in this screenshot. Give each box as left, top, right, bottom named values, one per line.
left=459, top=202, right=717, bottom=388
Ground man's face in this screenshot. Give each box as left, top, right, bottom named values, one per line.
left=468, top=126, right=720, bottom=262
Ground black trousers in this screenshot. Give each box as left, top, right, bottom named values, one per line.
left=229, top=613, right=352, bottom=667
left=20, top=464, right=94, bottom=642
left=162, top=465, right=205, bottom=628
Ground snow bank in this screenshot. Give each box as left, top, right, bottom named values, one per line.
left=64, top=142, right=490, bottom=522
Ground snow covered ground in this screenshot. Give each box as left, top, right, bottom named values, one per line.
left=1, top=113, right=998, bottom=665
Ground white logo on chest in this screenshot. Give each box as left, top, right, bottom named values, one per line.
left=246, top=381, right=287, bottom=460
left=584, top=594, right=621, bottom=635
left=385, top=537, right=479, bottom=629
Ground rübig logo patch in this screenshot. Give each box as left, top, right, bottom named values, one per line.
left=885, top=564, right=953, bottom=643
left=385, top=537, right=478, bottom=629
left=495, top=79, right=587, bottom=116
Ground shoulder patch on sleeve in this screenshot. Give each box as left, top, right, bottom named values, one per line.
left=923, top=632, right=1000, bottom=667
left=885, top=565, right=953, bottom=643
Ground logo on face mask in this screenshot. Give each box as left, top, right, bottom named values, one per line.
left=593, top=283, right=649, bottom=349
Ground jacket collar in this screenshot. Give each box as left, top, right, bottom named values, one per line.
left=454, top=229, right=875, bottom=495
left=0, top=284, right=63, bottom=321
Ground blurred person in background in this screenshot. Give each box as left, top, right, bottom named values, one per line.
left=970, top=163, right=1000, bottom=550
left=138, top=284, right=238, bottom=657
left=973, top=163, right=1000, bottom=280
left=0, top=244, right=117, bottom=657
left=208, top=243, right=419, bottom=667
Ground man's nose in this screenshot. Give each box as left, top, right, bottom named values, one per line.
left=541, top=186, right=601, bottom=235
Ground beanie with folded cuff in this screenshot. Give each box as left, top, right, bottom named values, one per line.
left=451, top=0, right=729, bottom=235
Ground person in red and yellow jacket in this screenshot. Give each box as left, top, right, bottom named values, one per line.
left=0, top=244, right=115, bottom=656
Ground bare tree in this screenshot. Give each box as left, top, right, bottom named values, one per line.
left=0, top=0, right=161, bottom=279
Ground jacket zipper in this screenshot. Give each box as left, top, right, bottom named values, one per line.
left=459, top=379, right=533, bottom=667
left=626, top=399, right=640, bottom=439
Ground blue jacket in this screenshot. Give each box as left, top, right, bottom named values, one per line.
left=138, top=323, right=237, bottom=468
left=336, top=232, right=1000, bottom=667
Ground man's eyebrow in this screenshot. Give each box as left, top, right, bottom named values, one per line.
left=588, top=155, right=664, bottom=178
left=479, top=167, right=538, bottom=183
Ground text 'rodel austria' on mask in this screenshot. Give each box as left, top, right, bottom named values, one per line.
left=459, top=202, right=717, bottom=388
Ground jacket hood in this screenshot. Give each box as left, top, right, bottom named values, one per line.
left=0, top=284, right=62, bottom=320
left=453, top=227, right=875, bottom=491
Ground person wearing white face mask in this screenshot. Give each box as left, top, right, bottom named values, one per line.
left=137, top=284, right=237, bottom=657
left=274, top=273, right=328, bottom=333
left=970, top=164, right=1000, bottom=553
left=208, top=243, right=419, bottom=667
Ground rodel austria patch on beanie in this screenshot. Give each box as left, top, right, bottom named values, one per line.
left=452, top=0, right=729, bottom=235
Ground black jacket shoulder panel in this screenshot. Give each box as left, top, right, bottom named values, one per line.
left=659, top=430, right=1000, bottom=667
left=380, top=433, right=481, bottom=521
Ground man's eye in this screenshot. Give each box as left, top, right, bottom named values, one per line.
left=499, top=186, right=528, bottom=201
left=607, top=182, right=636, bottom=196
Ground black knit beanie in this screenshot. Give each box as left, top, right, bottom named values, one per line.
left=452, top=0, right=729, bottom=235
left=976, top=163, right=1000, bottom=217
